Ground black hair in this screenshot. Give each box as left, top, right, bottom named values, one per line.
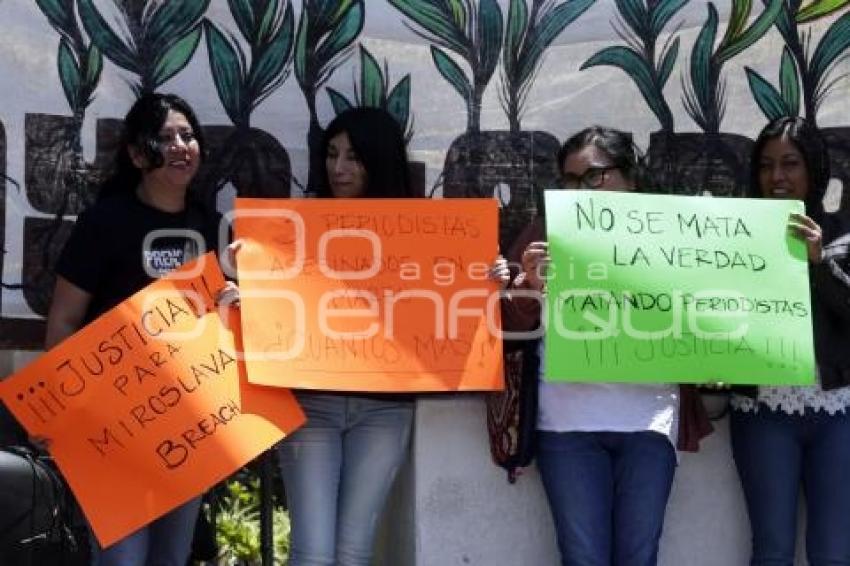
left=557, top=126, right=648, bottom=191
left=316, top=107, right=412, bottom=198
left=98, top=93, right=206, bottom=199
left=749, top=117, right=830, bottom=223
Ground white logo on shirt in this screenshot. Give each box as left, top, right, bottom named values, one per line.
left=144, top=248, right=185, bottom=275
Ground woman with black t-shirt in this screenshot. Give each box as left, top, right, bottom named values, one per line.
left=46, top=93, right=218, bottom=566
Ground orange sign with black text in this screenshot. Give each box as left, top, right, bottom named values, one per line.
left=233, top=198, right=505, bottom=392
left=0, top=253, right=304, bottom=547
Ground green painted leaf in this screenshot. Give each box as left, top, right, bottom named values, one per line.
left=774, top=1, right=796, bottom=45
left=658, top=36, right=680, bottom=88
left=314, top=1, right=364, bottom=79
left=720, top=0, right=752, bottom=48
left=256, top=0, right=282, bottom=45
left=228, top=0, right=257, bottom=43
left=386, top=74, right=412, bottom=131
left=326, top=87, right=354, bottom=115
left=326, top=0, right=354, bottom=29
left=359, top=45, right=386, bottom=107
left=294, top=6, right=309, bottom=85
left=79, top=44, right=102, bottom=106
left=518, top=0, right=595, bottom=88
left=477, top=0, right=504, bottom=86
left=83, top=43, right=103, bottom=89
left=152, top=25, right=203, bottom=87
left=717, top=0, right=783, bottom=63
left=582, top=45, right=669, bottom=127
left=310, top=0, right=336, bottom=31
left=57, top=38, right=80, bottom=110
left=797, top=0, right=850, bottom=23
left=431, top=46, right=472, bottom=102
left=35, top=0, right=75, bottom=37
left=204, top=21, right=245, bottom=124
left=78, top=0, right=139, bottom=73
left=615, top=0, right=649, bottom=39
left=745, top=66, right=787, bottom=120
left=809, top=10, right=850, bottom=86
left=387, top=0, right=469, bottom=56
left=503, top=0, right=528, bottom=80
left=447, top=0, right=468, bottom=30
left=779, top=46, right=800, bottom=116
left=690, top=3, right=718, bottom=117
left=249, top=3, right=294, bottom=97
left=650, top=0, right=688, bottom=36
left=147, top=0, right=210, bottom=52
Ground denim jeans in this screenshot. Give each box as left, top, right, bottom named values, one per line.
left=731, top=407, right=850, bottom=566
left=536, top=430, right=676, bottom=566
left=277, top=393, right=414, bottom=566
left=90, top=496, right=201, bottom=566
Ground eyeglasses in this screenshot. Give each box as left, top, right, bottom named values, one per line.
left=562, top=165, right=620, bottom=189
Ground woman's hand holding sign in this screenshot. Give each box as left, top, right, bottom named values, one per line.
left=520, top=241, right=550, bottom=292
left=789, top=212, right=823, bottom=264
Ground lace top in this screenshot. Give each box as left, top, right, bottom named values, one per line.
left=731, top=378, right=850, bottom=415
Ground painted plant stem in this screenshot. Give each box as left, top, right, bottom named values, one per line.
left=388, top=0, right=504, bottom=134
left=294, top=0, right=364, bottom=192
left=582, top=0, right=685, bottom=132
left=683, top=0, right=783, bottom=133
left=745, top=0, right=850, bottom=125
left=35, top=0, right=102, bottom=162
left=78, top=0, right=208, bottom=96
left=502, top=0, right=595, bottom=133
left=205, top=0, right=295, bottom=129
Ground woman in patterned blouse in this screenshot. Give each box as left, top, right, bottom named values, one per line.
left=730, top=116, right=850, bottom=566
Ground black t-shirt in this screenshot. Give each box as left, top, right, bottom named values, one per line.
left=55, top=191, right=219, bottom=322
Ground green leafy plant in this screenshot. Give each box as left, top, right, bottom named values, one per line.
left=213, top=479, right=290, bottom=565
left=388, top=0, right=504, bottom=133
left=745, top=0, right=850, bottom=125
left=77, top=0, right=208, bottom=96
left=294, top=0, right=364, bottom=130
left=36, top=0, right=103, bottom=124
left=326, top=44, right=413, bottom=139
left=798, top=0, right=850, bottom=20
left=581, top=0, right=686, bottom=132
left=683, top=0, right=783, bottom=133
left=205, top=0, right=295, bottom=129
left=294, top=0, right=364, bottom=191
left=28, top=0, right=105, bottom=310
left=194, top=0, right=295, bottom=199
left=34, top=0, right=102, bottom=193
left=502, top=0, right=594, bottom=133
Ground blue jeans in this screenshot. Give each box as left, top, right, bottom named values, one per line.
left=90, top=496, right=201, bottom=566
left=731, top=407, right=850, bottom=566
left=277, top=393, right=414, bottom=566
left=536, top=430, right=676, bottom=566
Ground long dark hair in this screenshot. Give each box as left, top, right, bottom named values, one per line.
left=98, top=93, right=206, bottom=200
left=557, top=126, right=648, bottom=191
left=316, top=107, right=412, bottom=198
left=749, top=117, right=830, bottom=225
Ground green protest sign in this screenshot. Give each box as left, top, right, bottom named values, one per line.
left=543, top=190, right=814, bottom=385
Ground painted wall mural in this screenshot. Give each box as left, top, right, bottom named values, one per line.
left=1, top=0, right=849, bottom=349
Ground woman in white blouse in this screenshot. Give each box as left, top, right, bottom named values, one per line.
left=504, top=127, right=686, bottom=566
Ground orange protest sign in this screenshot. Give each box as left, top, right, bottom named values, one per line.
left=0, top=253, right=304, bottom=547
left=232, top=198, right=504, bottom=392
